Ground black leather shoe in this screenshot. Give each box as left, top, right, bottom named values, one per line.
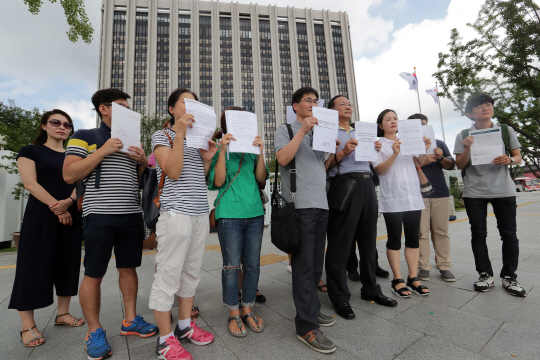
left=333, top=303, right=355, bottom=319
left=361, top=294, right=398, bottom=307
left=347, top=270, right=361, bottom=281
left=375, top=265, right=390, bottom=278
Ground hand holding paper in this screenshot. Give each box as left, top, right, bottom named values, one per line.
left=422, top=125, right=436, bottom=154
left=354, top=121, right=378, bottom=162
left=111, top=103, right=141, bottom=154
left=184, top=98, right=217, bottom=150
left=312, top=107, right=339, bottom=153
left=397, top=119, right=426, bottom=156
left=225, top=110, right=260, bottom=155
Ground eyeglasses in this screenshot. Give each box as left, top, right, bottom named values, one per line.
left=336, top=102, right=353, bottom=108
left=300, top=98, right=319, bottom=106
left=103, top=102, right=131, bottom=110
left=473, top=103, right=493, bottom=110
left=48, top=119, right=72, bottom=130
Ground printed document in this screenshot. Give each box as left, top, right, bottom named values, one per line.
left=286, top=106, right=297, bottom=124
left=225, top=110, right=260, bottom=155
left=312, top=107, right=338, bottom=153
left=354, top=122, right=378, bottom=162
left=397, top=119, right=426, bottom=156
left=111, top=103, right=141, bottom=154
left=184, top=99, right=217, bottom=150
left=469, top=128, right=504, bottom=165
left=422, top=125, right=437, bottom=154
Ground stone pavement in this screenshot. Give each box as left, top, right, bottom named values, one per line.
left=1, top=191, right=540, bottom=359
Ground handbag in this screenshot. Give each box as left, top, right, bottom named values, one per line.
left=270, top=124, right=301, bottom=254
left=209, top=154, right=245, bottom=228
left=327, top=154, right=357, bottom=212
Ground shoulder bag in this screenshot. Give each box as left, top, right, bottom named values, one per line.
left=209, top=154, right=245, bottom=228
left=327, top=154, right=357, bottom=212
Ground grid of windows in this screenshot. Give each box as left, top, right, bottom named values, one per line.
left=240, top=18, right=254, bottom=112
left=156, top=13, right=170, bottom=113
left=259, top=20, right=275, bottom=161
left=178, top=14, right=191, bottom=89
left=314, top=24, right=330, bottom=106
left=278, top=21, right=293, bottom=118
left=199, top=16, right=212, bottom=106
left=332, top=25, right=348, bottom=97
left=133, top=12, right=148, bottom=112
left=111, top=11, right=126, bottom=90
left=296, top=22, right=311, bottom=87
left=219, top=17, right=234, bottom=111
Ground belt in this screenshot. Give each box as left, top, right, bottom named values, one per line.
left=343, top=172, right=372, bottom=180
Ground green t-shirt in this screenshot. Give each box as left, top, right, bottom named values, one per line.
left=208, top=149, right=268, bottom=220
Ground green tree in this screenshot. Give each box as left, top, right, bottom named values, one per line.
left=140, top=113, right=169, bottom=156
left=24, top=0, right=94, bottom=44
left=434, top=0, right=540, bottom=179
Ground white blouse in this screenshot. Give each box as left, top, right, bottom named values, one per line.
left=373, top=137, right=425, bottom=213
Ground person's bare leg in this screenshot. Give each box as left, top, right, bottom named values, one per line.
left=387, top=249, right=411, bottom=295
left=56, top=296, right=85, bottom=326
left=405, top=247, right=429, bottom=293
left=79, top=275, right=103, bottom=333
left=118, top=268, right=138, bottom=323
left=19, top=310, right=44, bottom=345
left=288, top=254, right=292, bottom=266
left=154, top=310, right=173, bottom=337
left=177, top=296, right=194, bottom=324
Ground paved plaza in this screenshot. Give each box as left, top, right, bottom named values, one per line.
left=1, top=191, right=540, bottom=359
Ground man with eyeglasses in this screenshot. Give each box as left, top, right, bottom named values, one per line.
left=63, top=88, right=157, bottom=360
left=454, top=93, right=526, bottom=297
left=274, top=87, right=337, bottom=354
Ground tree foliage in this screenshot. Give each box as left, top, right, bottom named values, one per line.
left=140, top=113, right=169, bottom=156
left=434, top=0, right=540, bottom=179
left=23, top=0, right=94, bottom=44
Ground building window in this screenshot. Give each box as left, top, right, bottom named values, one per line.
left=178, top=14, right=191, bottom=89
left=133, top=12, right=148, bottom=112
left=278, top=21, right=293, bottom=119
left=240, top=18, right=254, bottom=112
left=219, top=17, right=233, bottom=111
left=314, top=24, right=330, bottom=106
left=156, top=13, right=170, bottom=113
left=259, top=20, right=275, bottom=161
left=199, top=16, right=212, bottom=106
left=332, top=25, right=348, bottom=97
left=111, top=11, right=126, bottom=91
left=296, top=22, right=311, bottom=87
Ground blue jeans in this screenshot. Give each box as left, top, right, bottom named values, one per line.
left=217, top=216, right=264, bottom=310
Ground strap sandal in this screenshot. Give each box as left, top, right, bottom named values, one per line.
left=20, top=325, right=45, bottom=347
left=317, top=283, right=328, bottom=293
left=227, top=315, right=247, bottom=338
left=54, top=312, right=86, bottom=327
left=242, top=312, right=265, bottom=333
left=407, top=276, right=430, bottom=296
left=391, top=278, right=411, bottom=298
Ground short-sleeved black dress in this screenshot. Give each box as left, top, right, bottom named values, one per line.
left=9, top=145, right=82, bottom=311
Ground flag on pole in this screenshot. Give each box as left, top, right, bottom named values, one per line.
left=399, top=72, right=418, bottom=90
left=426, top=86, right=439, bottom=104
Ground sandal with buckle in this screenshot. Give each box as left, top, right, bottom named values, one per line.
left=227, top=315, right=247, bottom=338
left=407, top=276, right=430, bottom=296
left=242, top=312, right=265, bottom=333
left=391, top=278, right=411, bottom=298
left=20, top=325, right=45, bottom=347
left=54, top=312, right=85, bottom=327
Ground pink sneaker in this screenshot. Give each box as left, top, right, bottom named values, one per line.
left=155, top=335, right=193, bottom=360
left=174, top=319, right=214, bottom=345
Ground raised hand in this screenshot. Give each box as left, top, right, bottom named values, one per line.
left=300, top=116, right=318, bottom=135
left=99, top=138, right=123, bottom=156
left=173, top=113, right=195, bottom=136
left=253, top=135, right=264, bottom=152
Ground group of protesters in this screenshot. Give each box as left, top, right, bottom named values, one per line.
left=9, top=85, right=526, bottom=359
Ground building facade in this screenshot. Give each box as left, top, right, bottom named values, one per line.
left=99, top=0, right=359, bottom=160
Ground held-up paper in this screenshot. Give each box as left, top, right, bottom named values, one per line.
left=184, top=99, right=217, bottom=150
left=312, top=107, right=338, bottom=153
left=286, top=106, right=297, bottom=124
left=111, top=103, right=141, bottom=154
left=397, top=119, right=426, bottom=156
left=469, top=128, right=504, bottom=165
left=422, top=125, right=437, bottom=154
left=225, top=110, right=260, bottom=155
left=354, top=122, right=378, bottom=162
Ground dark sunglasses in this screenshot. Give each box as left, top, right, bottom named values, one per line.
left=48, top=119, right=72, bottom=130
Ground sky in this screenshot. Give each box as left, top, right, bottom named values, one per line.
left=0, top=0, right=486, bottom=148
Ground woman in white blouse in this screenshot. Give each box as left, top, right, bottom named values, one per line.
left=373, top=109, right=431, bottom=298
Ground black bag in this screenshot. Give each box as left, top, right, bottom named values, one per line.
left=139, top=167, right=159, bottom=230
left=327, top=154, right=357, bottom=212
left=270, top=124, right=300, bottom=254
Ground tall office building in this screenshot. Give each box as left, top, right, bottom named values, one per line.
left=99, top=0, right=359, bottom=160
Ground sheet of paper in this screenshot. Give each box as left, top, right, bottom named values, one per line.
left=184, top=98, right=217, bottom=150
left=311, top=107, right=338, bottom=153
left=354, top=122, right=378, bottom=162
left=111, top=103, right=141, bottom=154
left=286, top=106, right=297, bottom=124
left=318, top=99, right=325, bottom=107
left=469, top=128, right=504, bottom=165
left=422, top=125, right=437, bottom=154
left=397, top=119, right=426, bottom=156
left=225, top=110, right=260, bottom=155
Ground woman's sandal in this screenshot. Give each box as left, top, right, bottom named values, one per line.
left=407, top=277, right=430, bottom=296
left=227, top=315, right=247, bottom=338
left=20, top=325, right=45, bottom=347
left=242, top=312, right=264, bottom=333
left=54, top=313, right=85, bottom=327
left=317, top=283, right=328, bottom=293
left=391, top=278, right=412, bottom=298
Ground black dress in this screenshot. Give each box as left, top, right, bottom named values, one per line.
left=9, top=145, right=82, bottom=311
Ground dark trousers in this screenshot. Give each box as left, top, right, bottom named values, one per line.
left=347, top=245, right=380, bottom=273
left=383, top=211, right=422, bottom=250
left=292, top=208, right=328, bottom=336
left=326, top=177, right=381, bottom=305
left=463, top=197, right=519, bottom=278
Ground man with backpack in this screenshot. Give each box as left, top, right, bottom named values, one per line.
left=454, top=93, right=526, bottom=297
left=63, top=89, right=157, bottom=359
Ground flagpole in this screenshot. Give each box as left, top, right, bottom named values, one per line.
left=414, top=67, right=422, bottom=113
left=436, top=81, right=446, bottom=143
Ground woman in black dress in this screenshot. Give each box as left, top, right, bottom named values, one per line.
left=9, top=109, right=84, bottom=347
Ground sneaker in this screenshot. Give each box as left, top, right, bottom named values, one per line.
left=439, top=270, right=456, bottom=282
left=474, top=272, right=494, bottom=292
left=120, top=315, right=158, bottom=337
left=155, top=335, right=193, bottom=360
left=287, top=264, right=292, bottom=273
left=297, top=328, right=336, bottom=354
left=418, top=269, right=430, bottom=281
left=85, top=328, right=112, bottom=360
left=174, top=319, right=214, bottom=345
left=317, top=312, right=336, bottom=327
left=502, top=276, right=527, bottom=297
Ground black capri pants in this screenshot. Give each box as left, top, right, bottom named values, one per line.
left=383, top=210, right=422, bottom=250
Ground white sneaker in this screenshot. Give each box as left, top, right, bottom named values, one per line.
left=287, top=264, right=292, bottom=273
left=474, top=272, right=494, bottom=292
left=502, top=276, right=527, bottom=297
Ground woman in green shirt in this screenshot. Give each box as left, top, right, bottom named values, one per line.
left=209, top=106, right=268, bottom=337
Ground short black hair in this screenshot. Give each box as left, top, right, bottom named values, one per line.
left=167, top=88, right=199, bottom=125
left=92, top=88, right=131, bottom=120
left=327, top=95, right=347, bottom=109
left=465, top=94, right=494, bottom=114
left=291, top=87, right=319, bottom=113
left=376, top=109, right=397, bottom=137
left=408, top=113, right=428, bottom=122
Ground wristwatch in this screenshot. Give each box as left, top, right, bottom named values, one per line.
left=436, top=156, right=444, bottom=162
left=509, top=156, right=516, bottom=165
